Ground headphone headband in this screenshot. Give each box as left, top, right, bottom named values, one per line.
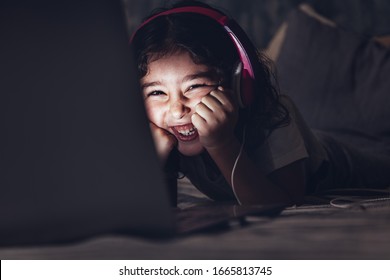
left=131, top=6, right=256, bottom=107
left=138, top=6, right=229, bottom=28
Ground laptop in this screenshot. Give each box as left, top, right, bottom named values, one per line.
left=0, top=0, right=283, bottom=246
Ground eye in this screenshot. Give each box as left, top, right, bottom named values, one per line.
left=185, top=83, right=217, bottom=97
left=187, top=84, right=207, bottom=91
left=145, top=90, right=166, bottom=98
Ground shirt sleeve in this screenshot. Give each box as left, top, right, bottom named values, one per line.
left=250, top=95, right=309, bottom=174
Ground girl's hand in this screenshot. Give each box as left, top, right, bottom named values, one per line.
left=149, top=122, right=177, bottom=163
left=191, top=86, right=238, bottom=150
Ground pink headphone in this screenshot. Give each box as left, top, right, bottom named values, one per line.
left=131, top=6, right=257, bottom=108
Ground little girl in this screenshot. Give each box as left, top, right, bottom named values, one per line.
left=131, top=1, right=390, bottom=205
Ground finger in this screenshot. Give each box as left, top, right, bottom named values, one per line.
left=217, top=86, right=234, bottom=99
left=149, top=122, right=160, bottom=131
left=149, top=123, right=177, bottom=148
left=191, top=112, right=207, bottom=132
left=200, top=94, right=223, bottom=112
left=194, top=101, right=216, bottom=122
left=209, top=88, right=235, bottom=111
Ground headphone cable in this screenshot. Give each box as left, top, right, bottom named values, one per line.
left=230, top=126, right=247, bottom=205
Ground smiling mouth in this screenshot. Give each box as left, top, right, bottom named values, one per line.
left=171, top=124, right=198, bottom=142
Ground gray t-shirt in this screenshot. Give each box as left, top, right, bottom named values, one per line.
left=252, top=95, right=327, bottom=174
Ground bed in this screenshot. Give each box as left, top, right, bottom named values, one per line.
left=1, top=177, right=389, bottom=259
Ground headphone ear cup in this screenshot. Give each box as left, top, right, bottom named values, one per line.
left=240, top=67, right=256, bottom=108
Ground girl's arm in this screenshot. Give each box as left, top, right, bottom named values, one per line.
left=192, top=87, right=306, bottom=205
left=206, top=137, right=306, bottom=205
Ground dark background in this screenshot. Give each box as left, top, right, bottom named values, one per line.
left=123, top=0, right=390, bottom=49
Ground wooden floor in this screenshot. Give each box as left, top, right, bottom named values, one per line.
left=1, top=179, right=390, bottom=260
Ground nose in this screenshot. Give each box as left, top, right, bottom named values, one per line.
left=169, top=98, right=190, bottom=120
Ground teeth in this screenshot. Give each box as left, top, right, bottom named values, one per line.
left=178, top=126, right=196, bottom=136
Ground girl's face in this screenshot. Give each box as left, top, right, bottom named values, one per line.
left=141, top=51, right=219, bottom=156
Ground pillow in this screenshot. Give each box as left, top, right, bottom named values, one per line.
left=265, top=22, right=288, bottom=62
left=265, top=4, right=336, bottom=62
left=275, top=8, right=390, bottom=154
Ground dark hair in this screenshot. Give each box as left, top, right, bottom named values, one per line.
left=131, top=0, right=289, bottom=146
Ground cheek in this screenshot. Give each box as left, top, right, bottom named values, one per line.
left=145, top=103, right=165, bottom=125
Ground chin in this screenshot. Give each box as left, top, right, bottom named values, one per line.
left=177, top=142, right=204, bottom=157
